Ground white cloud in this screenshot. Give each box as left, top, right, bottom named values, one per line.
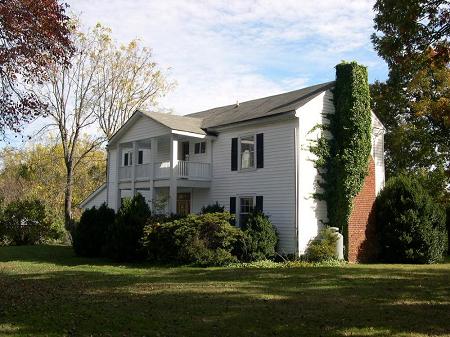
left=64, top=0, right=384, bottom=116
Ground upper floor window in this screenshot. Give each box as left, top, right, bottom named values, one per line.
left=138, top=150, right=144, bottom=164
left=240, top=135, right=255, bottom=169
left=123, top=151, right=133, bottom=166
left=194, top=141, right=206, bottom=154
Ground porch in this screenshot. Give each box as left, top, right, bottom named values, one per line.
left=116, top=132, right=213, bottom=214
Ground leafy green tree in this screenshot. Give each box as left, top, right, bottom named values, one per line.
left=375, top=175, right=447, bottom=263
left=1, top=199, right=58, bottom=245
left=0, top=137, right=106, bottom=227
left=371, top=0, right=450, bottom=201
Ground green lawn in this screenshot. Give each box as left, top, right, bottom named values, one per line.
left=0, top=246, right=449, bottom=337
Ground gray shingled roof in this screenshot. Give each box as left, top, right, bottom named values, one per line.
left=187, top=81, right=335, bottom=129
left=136, top=81, right=334, bottom=135
left=140, top=110, right=207, bottom=135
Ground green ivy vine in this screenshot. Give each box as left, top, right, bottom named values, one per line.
left=310, top=61, right=372, bottom=259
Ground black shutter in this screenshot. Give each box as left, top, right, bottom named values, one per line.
left=138, top=151, right=143, bottom=164
left=256, top=133, right=264, bottom=168
left=255, top=196, right=263, bottom=212
left=229, top=197, right=236, bottom=214
left=124, top=153, right=128, bottom=166
left=231, top=138, right=238, bottom=171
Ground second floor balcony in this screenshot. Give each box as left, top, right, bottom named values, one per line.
left=118, top=134, right=212, bottom=183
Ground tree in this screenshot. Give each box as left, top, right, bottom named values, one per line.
left=33, top=23, right=170, bottom=229
left=375, top=174, right=447, bottom=263
left=93, top=38, right=172, bottom=139
left=0, top=138, right=106, bottom=225
left=371, top=0, right=450, bottom=199
left=0, top=0, right=72, bottom=134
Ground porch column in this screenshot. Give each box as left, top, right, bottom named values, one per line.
left=149, top=137, right=157, bottom=212
left=208, top=138, right=213, bottom=178
left=169, top=134, right=178, bottom=214
left=116, top=144, right=122, bottom=210
left=132, top=140, right=137, bottom=196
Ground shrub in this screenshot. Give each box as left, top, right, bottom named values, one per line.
left=0, top=199, right=54, bottom=245
left=105, top=194, right=151, bottom=261
left=304, top=227, right=339, bottom=262
left=201, top=202, right=225, bottom=214
left=72, top=203, right=115, bottom=257
left=143, top=212, right=243, bottom=266
left=238, top=212, right=278, bottom=262
left=375, top=175, right=448, bottom=264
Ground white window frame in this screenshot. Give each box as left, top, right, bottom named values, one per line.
left=194, top=141, right=206, bottom=154
left=238, top=134, right=256, bottom=171
left=122, top=150, right=133, bottom=167
left=237, top=195, right=255, bottom=226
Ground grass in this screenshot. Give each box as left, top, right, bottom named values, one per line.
left=0, top=246, right=449, bottom=337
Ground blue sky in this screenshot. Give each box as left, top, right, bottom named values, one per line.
left=2, top=0, right=388, bottom=146
left=67, top=0, right=388, bottom=114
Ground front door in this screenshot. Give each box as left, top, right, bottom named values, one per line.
left=177, top=192, right=191, bottom=215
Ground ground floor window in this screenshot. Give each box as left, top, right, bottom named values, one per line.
left=239, top=196, right=254, bottom=226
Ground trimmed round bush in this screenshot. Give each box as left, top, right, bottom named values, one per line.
left=72, top=203, right=115, bottom=257
left=375, top=175, right=448, bottom=264
left=238, top=212, right=278, bottom=262
left=304, top=227, right=339, bottom=262
left=105, top=194, right=151, bottom=261
left=143, top=212, right=244, bottom=266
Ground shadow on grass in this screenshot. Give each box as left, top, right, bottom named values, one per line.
left=0, top=245, right=449, bottom=336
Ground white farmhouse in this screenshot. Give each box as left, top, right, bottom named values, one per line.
left=81, top=81, right=385, bottom=262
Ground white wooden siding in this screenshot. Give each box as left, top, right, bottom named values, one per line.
left=81, top=185, right=107, bottom=209
left=156, top=140, right=170, bottom=162
left=119, top=115, right=169, bottom=143
left=209, top=119, right=297, bottom=254
left=188, top=140, right=209, bottom=163
left=192, top=188, right=210, bottom=213
left=296, top=90, right=333, bottom=254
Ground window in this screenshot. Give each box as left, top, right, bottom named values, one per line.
left=240, top=135, right=255, bottom=169
left=123, top=151, right=133, bottom=166
left=239, top=196, right=254, bottom=226
left=194, top=141, right=206, bottom=154
left=138, top=150, right=143, bottom=164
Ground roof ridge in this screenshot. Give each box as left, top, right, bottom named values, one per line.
left=186, top=81, right=334, bottom=117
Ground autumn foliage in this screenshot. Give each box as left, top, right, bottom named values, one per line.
left=0, top=0, right=73, bottom=133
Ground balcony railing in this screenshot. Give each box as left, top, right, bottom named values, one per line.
left=120, top=160, right=211, bottom=181
left=154, top=161, right=171, bottom=179
left=136, top=163, right=151, bottom=179
left=119, top=166, right=132, bottom=180
left=177, top=160, right=211, bottom=180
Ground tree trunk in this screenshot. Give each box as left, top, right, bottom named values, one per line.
left=64, top=160, right=74, bottom=232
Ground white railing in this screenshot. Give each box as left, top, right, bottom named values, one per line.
left=119, top=166, right=132, bottom=180
left=136, top=163, right=151, bottom=179
left=154, top=161, right=171, bottom=179
left=177, top=160, right=211, bottom=180
left=129, top=161, right=211, bottom=181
